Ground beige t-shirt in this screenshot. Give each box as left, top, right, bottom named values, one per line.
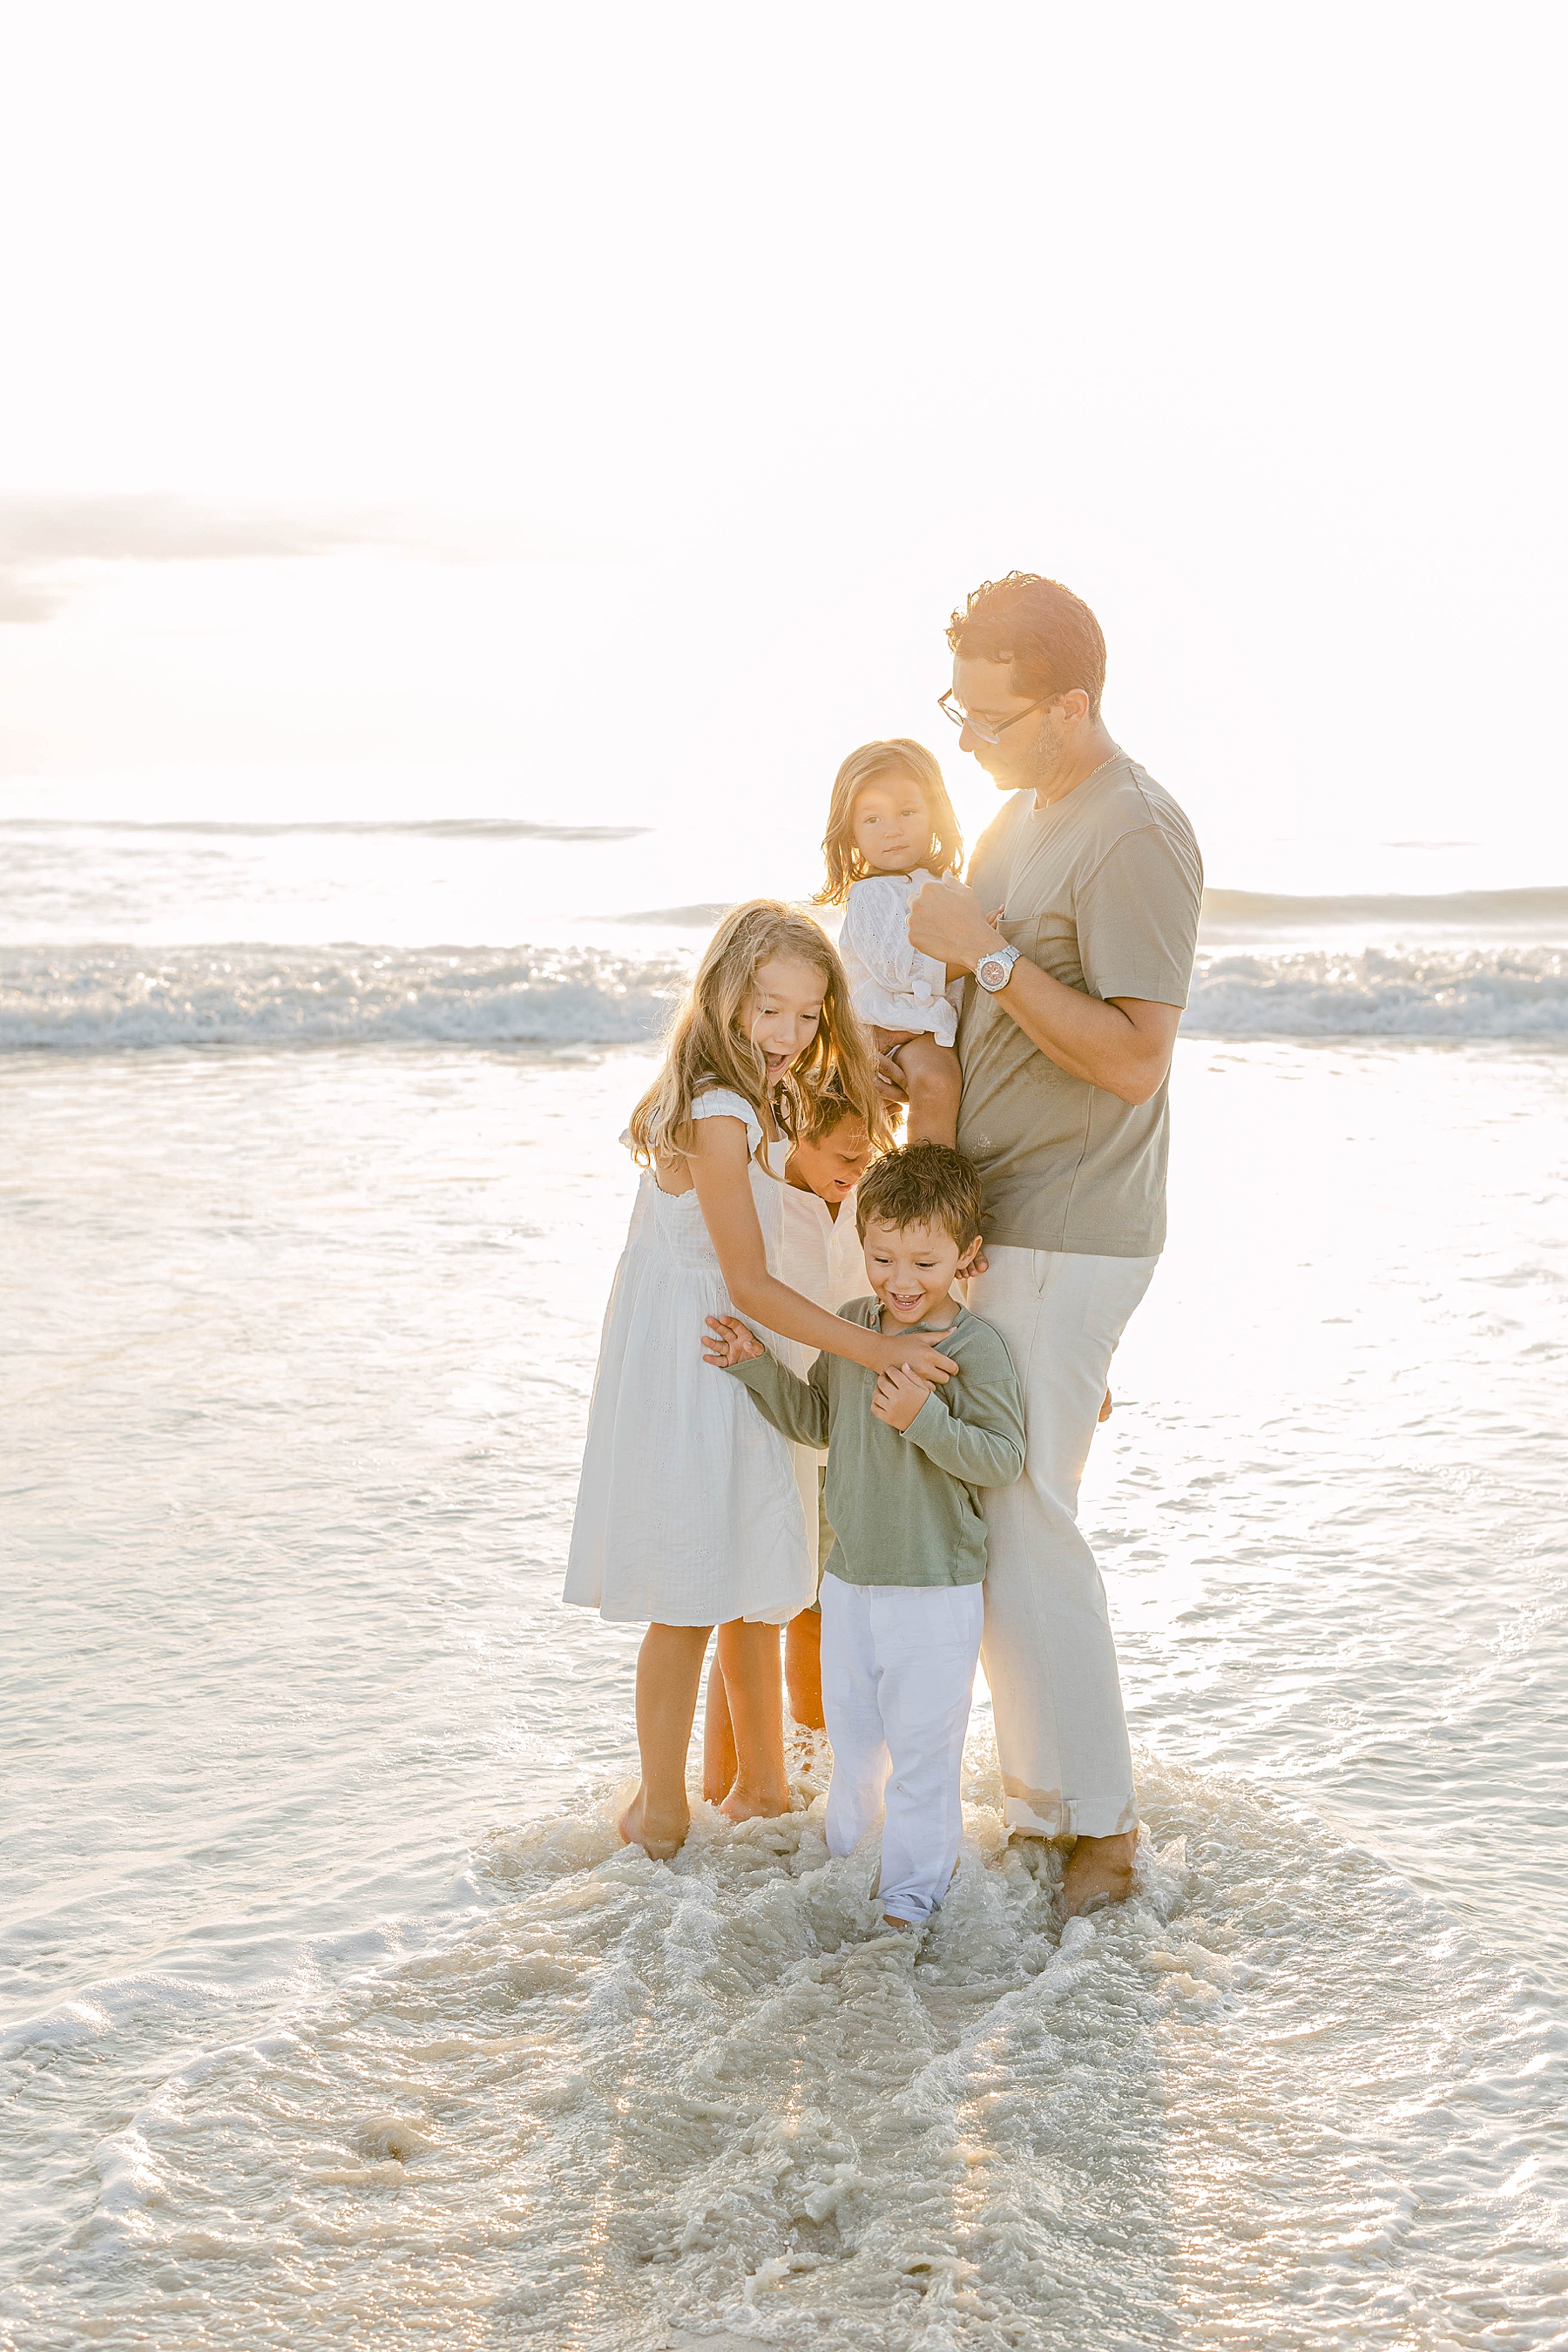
left=956, top=755, right=1202, bottom=1258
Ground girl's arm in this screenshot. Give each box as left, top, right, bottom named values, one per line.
left=689, top=1117, right=958, bottom=1386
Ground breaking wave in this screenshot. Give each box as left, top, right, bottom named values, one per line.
left=1186, top=946, right=1568, bottom=1037
left=3, top=943, right=1567, bottom=1051
left=0, top=943, right=684, bottom=1051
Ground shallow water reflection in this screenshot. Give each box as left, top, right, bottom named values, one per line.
left=4, top=1037, right=1567, bottom=2346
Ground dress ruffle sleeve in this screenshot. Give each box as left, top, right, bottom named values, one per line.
left=690, top=1088, right=765, bottom=1158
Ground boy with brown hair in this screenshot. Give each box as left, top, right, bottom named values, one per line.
left=705, top=1142, right=1024, bottom=1930
left=702, top=1079, right=872, bottom=1794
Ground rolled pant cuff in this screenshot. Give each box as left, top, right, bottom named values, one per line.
left=1002, top=1787, right=1139, bottom=1840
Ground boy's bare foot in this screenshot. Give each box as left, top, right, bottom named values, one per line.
left=618, top=1786, right=690, bottom=1862
left=1060, top=1831, right=1136, bottom=1916
left=719, top=1778, right=791, bottom=1824
left=882, top=1913, right=916, bottom=1931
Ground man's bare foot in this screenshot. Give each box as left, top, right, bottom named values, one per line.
left=882, top=1913, right=916, bottom=1932
left=1060, top=1831, right=1136, bottom=1916
left=719, top=1778, right=791, bottom=1824
left=618, top=1785, right=689, bottom=1862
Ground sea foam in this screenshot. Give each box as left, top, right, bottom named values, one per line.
left=9, top=1753, right=1564, bottom=2349
left=3, top=941, right=1566, bottom=1050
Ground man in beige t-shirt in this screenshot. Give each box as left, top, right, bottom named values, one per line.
left=908, top=571, right=1202, bottom=1919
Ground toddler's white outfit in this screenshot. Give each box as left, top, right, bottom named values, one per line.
left=839, top=869, right=959, bottom=1045
left=563, top=1088, right=814, bottom=1627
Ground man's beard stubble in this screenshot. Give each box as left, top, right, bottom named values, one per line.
left=1021, top=712, right=1070, bottom=794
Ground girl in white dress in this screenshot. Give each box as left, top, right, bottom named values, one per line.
left=818, top=739, right=965, bottom=1148
left=564, top=901, right=962, bottom=1862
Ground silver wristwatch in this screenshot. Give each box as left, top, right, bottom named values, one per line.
left=974, top=943, right=1021, bottom=994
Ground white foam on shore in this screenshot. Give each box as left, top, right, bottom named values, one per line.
left=4, top=940, right=1568, bottom=1050
left=7, top=1750, right=1565, bottom=2351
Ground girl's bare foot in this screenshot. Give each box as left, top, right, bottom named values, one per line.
left=719, top=1777, right=791, bottom=1824
left=618, top=1784, right=690, bottom=1861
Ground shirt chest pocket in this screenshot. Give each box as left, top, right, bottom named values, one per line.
left=1001, top=908, right=1087, bottom=995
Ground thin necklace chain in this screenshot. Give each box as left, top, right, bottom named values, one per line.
left=1035, top=749, right=1120, bottom=809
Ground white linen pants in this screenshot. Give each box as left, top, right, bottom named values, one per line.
left=820, top=1577, right=984, bottom=1925
left=967, top=1244, right=1158, bottom=1841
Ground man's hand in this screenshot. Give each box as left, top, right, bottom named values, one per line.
left=907, top=874, right=1005, bottom=975
left=703, top=1315, right=764, bottom=1369
left=871, top=1362, right=934, bottom=1431
left=911, top=873, right=1183, bottom=1107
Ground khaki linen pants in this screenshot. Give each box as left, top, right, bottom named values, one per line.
left=967, top=1243, right=1158, bottom=1841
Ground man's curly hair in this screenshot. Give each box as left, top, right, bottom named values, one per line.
left=947, top=572, right=1106, bottom=720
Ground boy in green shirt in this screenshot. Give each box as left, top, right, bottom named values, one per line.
left=704, top=1144, right=1024, bottom=1928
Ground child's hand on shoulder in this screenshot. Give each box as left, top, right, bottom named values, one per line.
left=703, top=1315, right=764, bottom=1369
left=872, top=1362, right=934, bottom=1431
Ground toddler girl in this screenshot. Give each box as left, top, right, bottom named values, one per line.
left=563, top=901, right=961, bottom=1862
left=818, top=739, right=965, bottom=1147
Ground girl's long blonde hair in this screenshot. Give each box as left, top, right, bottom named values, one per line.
left=628, top=900, right=892, bottom=1166
left=815, top=739, right=963, bottom=907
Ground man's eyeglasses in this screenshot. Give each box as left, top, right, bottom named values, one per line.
left=937, top=690, right=1052, bottom=746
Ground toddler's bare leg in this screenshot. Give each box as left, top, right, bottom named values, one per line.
left=785, top=1608, right=824, bottom=1730
left=702, top=1654, right=739, bottom=1801
left=892, top=1034, right=962, bottom=1149
left=620, top=1622, right=711, bottom=1859
left=869, top=1024, right=919, bottom=1128
left=716, top=1619, right=789, bottom=1821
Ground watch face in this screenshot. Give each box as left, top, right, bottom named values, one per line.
left=977, top=956, right=1006, bottom=990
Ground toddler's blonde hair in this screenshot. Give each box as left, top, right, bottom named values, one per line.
left=815, top=739, right=963, bottom=907
left=627, top=900, right=892, bottom=1167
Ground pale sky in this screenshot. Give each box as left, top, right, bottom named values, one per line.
left=1, top=2, right=1563, bottom=897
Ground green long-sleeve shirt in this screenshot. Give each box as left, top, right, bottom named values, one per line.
left=728, top=1295, right=1026, bottom=1588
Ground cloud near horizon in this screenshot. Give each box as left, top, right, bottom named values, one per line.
left=0, top=495, right=405, bottom=620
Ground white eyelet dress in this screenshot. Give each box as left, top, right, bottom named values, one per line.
left=839, top=868, right=961, bottom=1044
left=562, top=1089, right=815, bottom=1627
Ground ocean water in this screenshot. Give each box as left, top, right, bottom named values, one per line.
left=3, top=817, right=1567, bottom=2350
